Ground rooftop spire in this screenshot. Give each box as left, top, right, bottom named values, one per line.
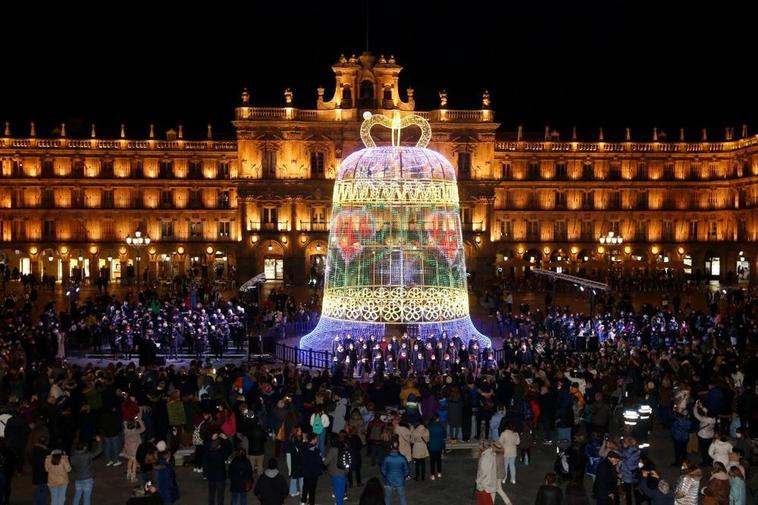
left=30, top=122, right=36, bottom=137
left=207, top=123, right=213, bottom=140
left=149, top=123, right=155, bottom=139
left=3, top=121, right=9, bottom=137
left=120, top=123, right=126, bottom=139
left=91, top=123, right=96, bottom=138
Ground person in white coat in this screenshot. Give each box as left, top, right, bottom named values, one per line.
left=693, top=400, right=716, bottom=465
left=394, top=420, right=413, bottom=465
left=410, top=422, right=430, bottom=481
left=498, top=423, right=520, bottom=485
left=708, top=433, right=734, bottom=469
left=476, top=441, right=512, bottom=505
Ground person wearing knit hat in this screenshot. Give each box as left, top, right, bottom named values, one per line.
left=156, top=441, right=167, bottom=453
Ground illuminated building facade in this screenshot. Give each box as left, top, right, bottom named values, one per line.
left=1, top=52, right=757, bottom=285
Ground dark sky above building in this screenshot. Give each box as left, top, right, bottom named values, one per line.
left=1, top=0, right=755, bottom=140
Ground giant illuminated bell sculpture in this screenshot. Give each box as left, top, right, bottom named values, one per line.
left=299, top=111, right=489, bottom=351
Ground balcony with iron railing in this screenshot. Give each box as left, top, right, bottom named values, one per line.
left=248, top=221, right=289, bottom=232
left=299, top=221, right=328, bottom=232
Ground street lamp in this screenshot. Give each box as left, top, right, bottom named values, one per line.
left=126, top=229, right=151, bottom=286
left=598, top=230, right=623, bottom=246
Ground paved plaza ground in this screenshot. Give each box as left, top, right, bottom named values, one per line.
left=9, top=422, right=683, bottom=505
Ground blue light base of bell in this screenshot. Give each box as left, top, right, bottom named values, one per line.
left=298, top=315, right=491, bottom=352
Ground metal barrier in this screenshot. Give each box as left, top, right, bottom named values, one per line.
left=273, top=342, right=332, bottom=369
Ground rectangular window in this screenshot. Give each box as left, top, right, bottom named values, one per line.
left=555, top=163, right=567, bottom=179
left=609, top=163, right=621, bottom=180
left=582, top=162, right=594, bottom=180
left=664, top=162, right=675, bottom=179
left=131, top=159, right=143, bottom=178
left=689, top=221, right=698, bottom=240
left=263, top=150, right=277, bottom=178
left=527, top=221, right=539, bottom=240
left=42, top=159, right=54, bottom=177
left=500, top=220, right=512, bottom=240
left=43, top=219, right=56, bottom=239
left=554, top=221, right=567, bottom=240
left=555, top=191, right=566, bottom=209
left=581, top=221, right=594, bottom=241
left=457, top=152, right=472, bottom=179
left=218, top=191, right=230, bottom=209
left=637, top=191, right=648, bottom=209
left=460, top=207, right=472, bottom=230
left=637, top=162, right=648, bottom=180
left=102, top=189, right=114, bottom=208
left=610, top=221, right=620, bottom=235
left=217, top=161, right=230, bottom=179
left=709, top=222, right=718, bottom=238
left=662, top=221, right=674, bottom=241
left=190, top=221, right=203, bottom=238
left=609, top=191, right=621, bottom=209
left=101, top=159, right=114, bottom=177
left=264, top=257, right=284, bottom=280
left=73, top=160, right=85, bottom=177
left=161, top=190, right=173, bottom=207
left=263, top=207, right=278, bottom=230
left=217, top=221, right=231, bottom=238
left=43, top=189, right=55, bottom=208
left=159, top=160, right=173, bottom=178
left=635, top=220, right=647, bottom=241
left=501, top=163, right=512, bottom=179
left=189, top=160, right=202, bottom=179
left=310, top=152, right=325, bottom=179
left=527, top=162, right=540, bottom=179
left=582, top=192, right=593, bottom=209
left=161, top=221, right=174, bottom=239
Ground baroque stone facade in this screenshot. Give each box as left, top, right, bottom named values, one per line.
left=2, top=52, right=757, bottom=286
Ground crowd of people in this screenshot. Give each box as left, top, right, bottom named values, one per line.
left=0, top=274, right=757, bottom=505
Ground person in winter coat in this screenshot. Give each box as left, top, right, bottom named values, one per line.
left=70, top=438, right=102, bottom=505
left=674, top=461, right=702, bottom=505
left=31, top=435, right=51, bottom=505
left=324, top=434, right=349, bottom=505
left=331, top=396, right=349, bottom=433
left=708, top=434, right=734, bottom=469
left=393, top=421, right=412, bottom=463
left=620, top=436, right=641, bottom=505
left=640, top=470, right=674, bottom=505
left=310, top=408, right=330, bottom=457
left=703, top=462, right=730, bottom=505
left=535, top=472, right=563, bottom=505
left=728, top=466, right=746, bottom=505
left=285, top=427, right=304, bottom=497
left=693, top=400, right=716, bottom=466
left=124, top=418, right=145, bottom=482
left=593, top=451, right=621, bottom=505
left=204, top=433, right=233, bottom=505
left=347, top=431, right=364, bottom=488
left=427, top=415, right=446, bottom=480
left=100, top=405, right=123, bottom=466
left=410, top=422, right=429, bottom=481
left=447, top=387, right=463, bottom=441
left=671, top=412, right=692, bottom=466
left=45, top=450, right=71, bottom=505
left=153, top=445, right=180, bottom=505
left=229, top=448, right=254, bottom=505
left=300, top=433, right=323, bottom=505
left=245, top=417, right=268, bottom=478
left=254, top=458, right=288, bottom=505
left=476, top=441, right=512, bottom=505
left=381, top=442, right=409, bottom=505
left=498, top=423, right=520, bottom=485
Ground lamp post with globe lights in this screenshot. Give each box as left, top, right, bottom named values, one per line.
left=126, top=229, right=151, bottom=286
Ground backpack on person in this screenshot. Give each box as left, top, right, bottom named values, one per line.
left=312, top=414, right=324, bottom=435
left=337, top=443, right=352, bottom=470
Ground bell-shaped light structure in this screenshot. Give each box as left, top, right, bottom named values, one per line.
left=300, top=112, right=489, bottom=351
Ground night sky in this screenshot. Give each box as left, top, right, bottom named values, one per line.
left=1, top=1, right=755, bottom=141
